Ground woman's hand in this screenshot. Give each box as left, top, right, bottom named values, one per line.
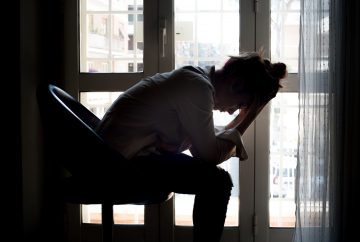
left=225, top=99, right=267, bottom=135
left=224, top=108, right=248, bottom=130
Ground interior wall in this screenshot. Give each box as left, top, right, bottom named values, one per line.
left=21, top=0, right=42, bottom=240
left=5, top=0, right=23, bottom=240
left=20, top=0, right=65, bottom=241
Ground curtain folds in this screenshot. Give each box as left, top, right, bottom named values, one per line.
left=295, top=0, right=342, bottom=241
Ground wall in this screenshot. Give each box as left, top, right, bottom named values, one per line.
left=20, top=0, right=65, bottom=241
left=5, top=0, right=22, bottom=240
left=21, top=0, right=42, bottom=240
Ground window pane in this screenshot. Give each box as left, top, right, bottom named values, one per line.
left=80, top=92, right=122, bottom=119
left=175, top=0, right=239, bottom=69
left=113, top=204, right=144, bottom=224
left=174, top=0, right=195, bottom=11
left=80, top=0, right=143, bottom=73
left=87, top=0, right=109, bottom=11
left=269, top=93, right=298, bottom=227
left=197, top=0, right=221, bottom=11
left=271, top=0, right=300, bottom=73
left=82, top=204, right=102, bottom=224
left=223, top=0, right=239, bottom=11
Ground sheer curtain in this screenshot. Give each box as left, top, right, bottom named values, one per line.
left=294, top=0, right=342, bottom=241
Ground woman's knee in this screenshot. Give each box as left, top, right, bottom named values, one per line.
left=217, top=168, right=233, bottom=192
left=202, top=166, right=233, bottom=194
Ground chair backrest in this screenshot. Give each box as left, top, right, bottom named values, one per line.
left=37, top=83, right=173, bottom=205
left=37, top=83, right=125, bottom=177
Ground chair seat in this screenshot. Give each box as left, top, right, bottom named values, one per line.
left=63, top=176, right=174, bottom=205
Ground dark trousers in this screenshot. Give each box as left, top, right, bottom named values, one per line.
left=82, top=152, right=233, bottom=242
left=129, top=153, right=234, bottom=242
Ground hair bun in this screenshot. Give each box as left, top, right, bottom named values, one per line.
left=271, top=62, right=287, bottom=80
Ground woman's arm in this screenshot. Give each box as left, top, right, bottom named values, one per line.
left=225, top=100, right=267, bottom=135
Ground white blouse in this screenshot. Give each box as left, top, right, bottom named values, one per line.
left=96, top=66, right=247, bottom=165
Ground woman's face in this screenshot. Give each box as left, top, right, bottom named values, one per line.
left=213, top=79, right=252, bottom=115
left=214, top=94, right=252, bottom=114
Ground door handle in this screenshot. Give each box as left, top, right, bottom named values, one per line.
left=160, top=18, right=167, bottom=58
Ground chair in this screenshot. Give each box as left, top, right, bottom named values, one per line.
left=37, top=83, right=173, bottom=242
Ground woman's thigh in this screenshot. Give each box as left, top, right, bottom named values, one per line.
left=127, top=153, right=233, bottom=195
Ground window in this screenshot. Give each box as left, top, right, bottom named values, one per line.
left=65, top=0, right=299, bottom=241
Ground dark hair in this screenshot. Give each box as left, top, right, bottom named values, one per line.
left=221, top=52, right=287, bottom=104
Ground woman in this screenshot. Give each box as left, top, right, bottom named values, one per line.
left=96, top=51, right=287, bottom=242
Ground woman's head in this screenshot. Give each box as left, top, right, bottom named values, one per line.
left=212, top=51, right=287, bottom=113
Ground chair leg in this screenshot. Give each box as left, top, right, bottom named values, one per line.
left=102, top=203, right=113, bottom=242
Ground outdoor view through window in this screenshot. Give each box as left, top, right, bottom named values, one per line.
left=80, top=0, right=144, bottom=73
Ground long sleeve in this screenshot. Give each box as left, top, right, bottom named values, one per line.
left=214, top=126, right=248, bottom=161
left=96, top=65, right=248, bottom=163
left=172, top=71, right=247, bottom=164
